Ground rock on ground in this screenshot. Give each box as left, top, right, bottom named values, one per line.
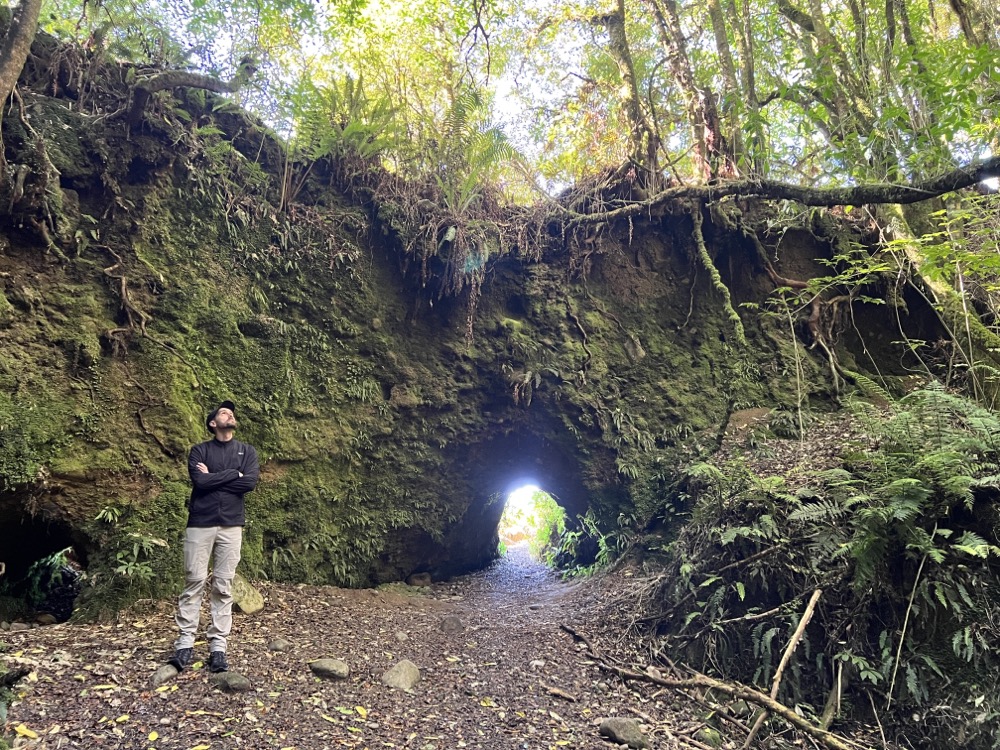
left=310, top=659, right=350, bottom=679
left=233, top=572, right=265, bottom=614
left=599, top=717, right=650, bottom=749
left=381, top=659, right=421, bottom=691
left=150, top=664, right=179, bottom=688
left=209, top=672, right=253, bottom=692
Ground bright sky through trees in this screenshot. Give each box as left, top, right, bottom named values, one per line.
left=34, top=0, right=1000, bottom=198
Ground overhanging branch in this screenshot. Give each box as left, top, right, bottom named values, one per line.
left=559, top=156, right=1000, bottom=223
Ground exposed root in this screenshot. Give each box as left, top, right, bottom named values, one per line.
left=691, top=202, right=746, bottom=346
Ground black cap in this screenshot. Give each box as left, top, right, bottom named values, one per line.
left=206, top=400, right=236, bottom=434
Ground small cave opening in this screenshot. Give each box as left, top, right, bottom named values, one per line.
left=497, top=483, right=567, bottom=563
left=0, top=508, right=86, bottom=623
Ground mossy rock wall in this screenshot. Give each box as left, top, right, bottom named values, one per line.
left=0, top=39, right=942, bottom=614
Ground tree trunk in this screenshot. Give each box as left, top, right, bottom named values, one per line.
left=593, top=0, right=661, bottom=190
left=645, top=0, right=732, bottom=181
left=0, top=0, right=43, bottom=105
left=705, top=0, right=746, bottom=174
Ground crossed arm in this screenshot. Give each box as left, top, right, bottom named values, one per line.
left=188, top=445, right=260, bottom=493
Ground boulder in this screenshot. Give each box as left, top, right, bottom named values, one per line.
left=232, top=572, right=265, bottom=614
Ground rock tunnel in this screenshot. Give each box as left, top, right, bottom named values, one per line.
left=420, top=406, right=617, bottom=581
left=0, top=495, right=86, bottom=619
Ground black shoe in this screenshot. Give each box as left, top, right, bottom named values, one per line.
left=208, top=651, right=229, bottom=673
left=168, top=647, right=194, bottom=671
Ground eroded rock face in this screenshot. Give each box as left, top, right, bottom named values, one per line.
left=1, top=32, right=934, bottom=613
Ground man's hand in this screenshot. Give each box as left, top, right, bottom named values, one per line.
left=196, top=462, right=209, bottom=474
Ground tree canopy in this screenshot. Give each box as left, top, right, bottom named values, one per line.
left=4, top=0, right=995, bottom=199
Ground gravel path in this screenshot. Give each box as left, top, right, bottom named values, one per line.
left=2, top=545, right=675, bottom=749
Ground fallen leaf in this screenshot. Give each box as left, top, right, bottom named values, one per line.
left=15, top=725, right=39, bottom=739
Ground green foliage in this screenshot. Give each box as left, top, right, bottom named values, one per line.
left=113, top=533, right=167, bottom=583
left=648, top=384, right=1000, bottom=748
left=558, top=509, right=633, bottom=577
left=497, top=489, right=567, bottom=563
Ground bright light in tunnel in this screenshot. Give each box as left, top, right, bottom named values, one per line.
left=506, top=484, right=540, bottom=518
left=498, top=484, right=566, bottom=562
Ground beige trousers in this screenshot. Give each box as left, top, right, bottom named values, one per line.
left=174, top=526, right=242, bottom=653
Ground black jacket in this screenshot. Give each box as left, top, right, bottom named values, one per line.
left=187, top=438, right=260, bottom=527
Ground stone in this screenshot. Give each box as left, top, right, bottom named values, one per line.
left=268, top=638, right=292, bottom=652
left=694, top=727, right=723, bottom=747
left=9, top=622, right=29, bottom=632
left=35, top=613, right=58, bottom=625
left=0, top=621, right=8, bottom=630
left=150, top=664, right=179, bottom=688
left=728, top=700, right=752, bottom=719
left=439, top=615, right=464, bottom=634
left=209, top=672, right=253, bottom=692
left=381, top=659, right=421, bottom=692
left=395, top=631, right=409, bottom=642
left=310, top=659, right=350, bottom=679
left=232, top=572, right=265, bottom=615
left=406, top=572, right=432, bottom=587
left=598, top=717, right=650, bottom=749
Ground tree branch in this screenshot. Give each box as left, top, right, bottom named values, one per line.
left=560, top=623, right=857, bottom=750
left=127, top=59, right=259, bottom=124
left=559, top=156, right=1000, bottom=223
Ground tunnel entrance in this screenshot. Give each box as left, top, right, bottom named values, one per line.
left=0, top=508, right=85, bottom=622
left=498, top=484, right=566, bottom=564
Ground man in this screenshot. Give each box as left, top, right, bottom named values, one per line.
left=169, top=400, right=259, bottom=674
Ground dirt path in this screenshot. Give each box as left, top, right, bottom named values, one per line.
left=2, top=545, right=676, bottom=749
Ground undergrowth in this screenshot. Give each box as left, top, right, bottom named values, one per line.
left=644, top=382, right=1000, bottom=748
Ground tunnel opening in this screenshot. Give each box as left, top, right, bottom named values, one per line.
left=0, top=507, right=86, bottom=622
left=498, top=483, right=566, bottom=564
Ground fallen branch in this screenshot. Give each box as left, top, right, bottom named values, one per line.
left=743, top=589, right=823, bottom=748
left=542, top=684, right=577, bottom=702
left=560, top=622, right=856, bottom=750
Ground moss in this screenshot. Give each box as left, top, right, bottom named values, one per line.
left=0, top=68, right=860, bottom=615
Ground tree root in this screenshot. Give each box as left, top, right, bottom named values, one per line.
left=691, top=202, right=746, bottom=345
left=559, top=155, right=1000, bottom=225
left=126, top=61, right=258, bottom=125
left=560, top=622, right=858, bottom=750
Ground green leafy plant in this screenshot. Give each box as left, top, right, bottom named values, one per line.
left=113, top=534, right=166, bottom=582
left=644, top=383, right=1000, bottom=748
